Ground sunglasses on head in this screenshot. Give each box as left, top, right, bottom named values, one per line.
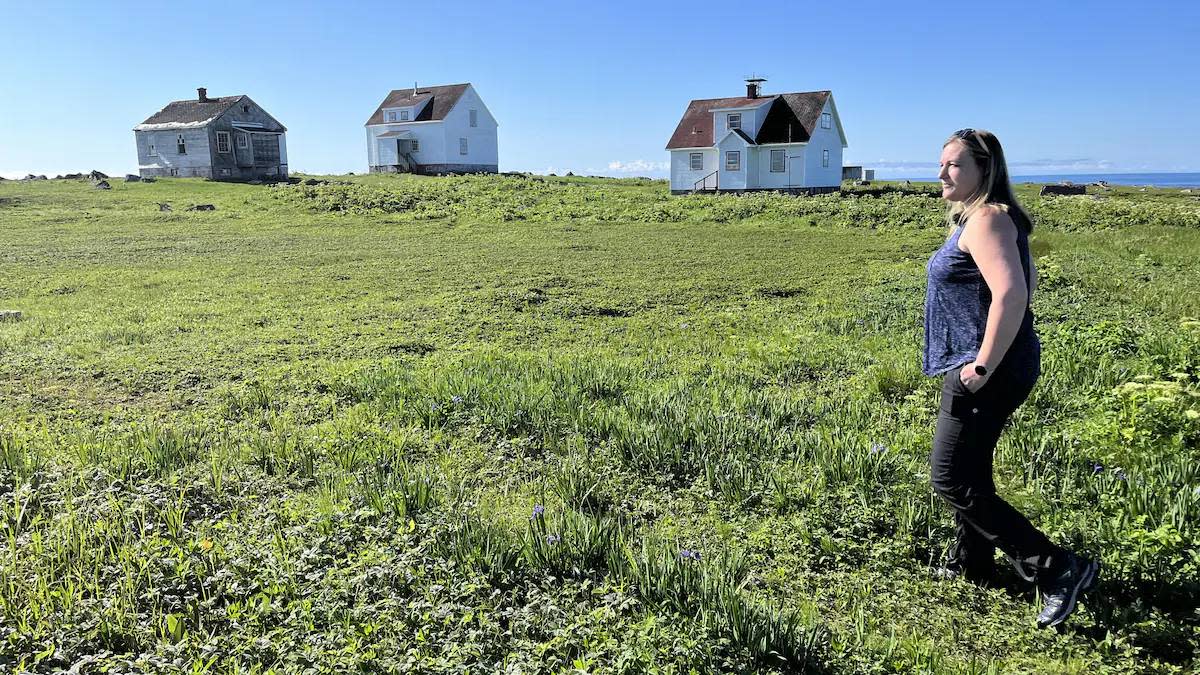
left=952, top=128, right=991, bottom=153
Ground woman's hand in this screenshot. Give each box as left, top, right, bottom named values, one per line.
left=959, top=362, right=991, bottom=393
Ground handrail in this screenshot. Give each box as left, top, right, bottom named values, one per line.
left=693, top=170, right=718, bottom=192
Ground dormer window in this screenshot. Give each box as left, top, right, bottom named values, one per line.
left=400, top=110, right=410, bottom=121
left=727, top=113, right=742, bottom=130
left=387, top=111, right=397, bottom=122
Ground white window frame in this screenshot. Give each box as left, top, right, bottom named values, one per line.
left=459, top=137, right=468, bottom=155
left=821, top=112, right=832, bottom=129
left=400, top=110, right=410, bottom=121
left=689, top=152, right=703, bottom=171
left=725, top=150, right=740, bottom=171
left=822, top=149, right=830, bottom=168
left=470, top=109, right=478, bottom=127
left=177, top=134, right=186, bottom=155
left=727, top=113, right=742, bottom=130
left=411, top=139, right=420, bottom=153
left=386, top=111, right=397, bottom=122
left=237, top=132, right=249, bottom=149
left=148, top=143, right=157, bottom=157
left=216, top=131, right=231, bottom=153
left=770, top=149, right=786, bottom=173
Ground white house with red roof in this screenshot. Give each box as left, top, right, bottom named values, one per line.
left=665, top=79, right=846, bottom=194
left=365, top=83, right=498, bottom=175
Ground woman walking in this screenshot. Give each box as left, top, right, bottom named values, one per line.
left=925, top=128, right=1098, bottom=628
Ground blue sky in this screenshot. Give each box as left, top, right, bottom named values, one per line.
left=2, top=0, right=1198, bottom=179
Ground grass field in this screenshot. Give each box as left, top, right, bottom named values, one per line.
left=1, top=174, right=1198, bottom=673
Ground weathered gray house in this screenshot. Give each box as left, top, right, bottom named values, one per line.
left=134, top=88, right=288, bottom=180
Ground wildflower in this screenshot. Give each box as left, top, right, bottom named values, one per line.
left=1114, top=468, right=1128, bottom=482
left=546, top=534, right=561, bottom=545
left=1092, top=462, right=1104, bottom=475
left=451, top=395, right=463, bottom=404
left=1134, top=374, right=1155, bottom=382
left=679, top=549, right=701, bottom=561
left=870, top=442, right=886, bottom=454
left=1185, top=409, right=1200, bottom=421
left=531, top=504, right=545, bottom=519
left=430, top=402, right=440, bottom=411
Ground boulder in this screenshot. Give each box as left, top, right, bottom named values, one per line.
left=157, top=203, right=172, bottom=212
left=142, top=177, right=156, bottom=183
left=1039, top=184, right=1086, bottom=196
left=88, top=170, right=108, bottom=181
left=186, top=204, right=216, bottom=211
left=0, top=310, right=23, bottom=322
left=94, top=180, right=111, bottom=190
left=62, top=173, right=83, bottom=180
left=125, top=174, right=141, bottom=182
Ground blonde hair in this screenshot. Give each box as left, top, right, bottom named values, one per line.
left=943, top=128, right=1033, bottom=233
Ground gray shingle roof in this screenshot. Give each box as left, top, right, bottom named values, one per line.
left=136, top=96, right=243, bottom=129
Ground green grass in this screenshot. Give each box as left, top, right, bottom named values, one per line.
left=1, top=174, right=1198, bottom=673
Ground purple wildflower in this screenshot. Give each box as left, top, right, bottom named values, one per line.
left=531, top=504, right=545, bottom=520
left=1114, top=468, right=1128, bottom=482
left=870, top=442, right=886, bottom=455
left=546, top=534, right=561, bottom=545
left=1092, top=462, right=1104, bottom=475
left=679, top=549, right=701, bottom=561
left=451, top=395, right=463, bottom=404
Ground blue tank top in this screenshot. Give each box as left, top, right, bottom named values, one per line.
left=923, top=217, right=1039, bottom=376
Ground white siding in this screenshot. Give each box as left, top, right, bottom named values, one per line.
left=802, top=98, right=844, bottom=188
left=439, top=85, right=498, bottom=167
left=669, top=149, right=718, bottom=191
left=716, top=133, right=750, bottom=190
left=135, top=128, right=212, bottom=177
left=754, top=144, right=807, bottom=189
left=710, top=99, right=771, bottom=143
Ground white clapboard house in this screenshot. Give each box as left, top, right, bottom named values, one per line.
left=365, top=83, right=498, bottom=174
left=134, top=88, right=287, bottom=181
left=665, top=79, right=846, bottom=194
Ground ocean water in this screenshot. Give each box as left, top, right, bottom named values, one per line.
left=886, top=173, right=1200, bottom=189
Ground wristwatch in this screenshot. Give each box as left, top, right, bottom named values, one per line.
left=974, top=364, right=989, bottom=376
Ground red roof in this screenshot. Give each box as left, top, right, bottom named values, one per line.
left=365, top=83, right=470, bottom=126
left=665, top=91, right=832, bottom=149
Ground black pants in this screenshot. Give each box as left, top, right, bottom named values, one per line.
left=931, top=357, right=1065, bottom=582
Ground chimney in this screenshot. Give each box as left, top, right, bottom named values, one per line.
left=197, top=87, right=208, bottom=102
left=745, top=76, right=766, bottom=99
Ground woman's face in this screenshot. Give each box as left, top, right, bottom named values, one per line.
left=938, top=140, right=983, bottom=202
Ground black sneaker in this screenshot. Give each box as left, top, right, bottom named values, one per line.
left=1036, top=553, right=1100, bottom=629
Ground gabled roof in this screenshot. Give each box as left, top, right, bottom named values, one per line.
left=665, top=90, right=833, bottom=149
left=365, top=83, right=470, bottom=126
left=134, top=95, right=286, bottom=132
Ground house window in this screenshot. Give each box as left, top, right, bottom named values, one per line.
left=821, top=112, right=832, bottom=129
left=400, top=110, right=410, bottom=121
left=237, top=133, right=249, bottom=149
left=689, top=152, right=703, bottom=171
left=770, top=149, right=786, bottom=173
left=411, top=139, right=420, bottom=153
left=177, top=134, right=186, bottom=154
left=242, top=104, right=250, bottom=113
left=470, top=109, right=478, bottom=127
left=459, top=137, right=468, bottom=155
left=725, top=150, right=740, bottom=171
left=216, top=131, right=231, bottom=153
left=727, top=113, right=741, bottom=130
left=148, top=143, right=157, bottom=157
left=387, top=111, right=397, bottom=122
left=219, top=168, right=232, bottom=176
left=822, top=149, right=830, bottom=167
